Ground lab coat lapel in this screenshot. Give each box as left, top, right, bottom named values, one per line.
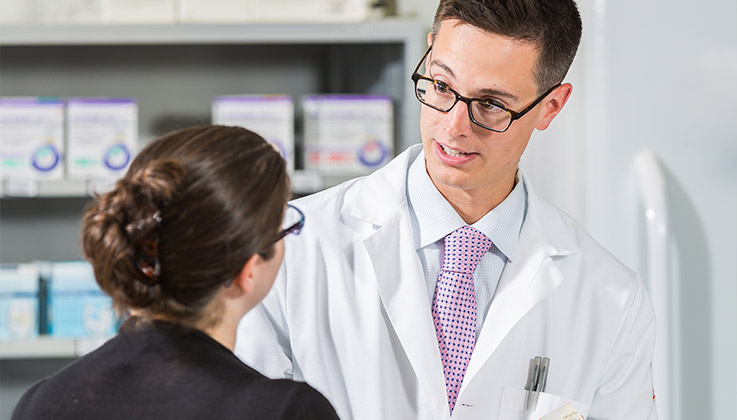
left=364, top=208, right=449, bottom=420
left=461, top=175, right=576, bottom=392
left=353, top=145, right=449, bottom=420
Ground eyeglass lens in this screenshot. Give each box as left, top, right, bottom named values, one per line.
left=415, top=78, right=512, bottom=132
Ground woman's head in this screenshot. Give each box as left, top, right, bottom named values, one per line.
left=82, top=125, right=290, bottom=327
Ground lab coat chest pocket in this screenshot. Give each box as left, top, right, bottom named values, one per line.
left=498, top=387, right=591, bottom=420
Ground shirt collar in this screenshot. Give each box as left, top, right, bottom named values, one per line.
left=406, top=150, right=527, bottom=262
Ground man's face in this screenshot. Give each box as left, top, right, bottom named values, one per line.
left=420, top=20, right=554, bottom=203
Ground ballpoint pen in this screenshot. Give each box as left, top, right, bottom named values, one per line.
left=538, top=357, right=550, bottom=393
left=525, top=356, right=542, bottom=411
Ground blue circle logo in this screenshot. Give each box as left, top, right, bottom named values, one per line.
left=31, top=145, right=60, bottom=172
left=104, top=144, right=131, bottom=171
left=358, top=140, right=388, bottom=167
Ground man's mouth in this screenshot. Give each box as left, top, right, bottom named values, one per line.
left=440, top=143, right=471, bottom=157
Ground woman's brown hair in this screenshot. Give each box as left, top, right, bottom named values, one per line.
left=81, top=125, right=290, bottom=327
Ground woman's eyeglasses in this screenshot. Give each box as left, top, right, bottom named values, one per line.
left=275, top=203, right=305, bottom=243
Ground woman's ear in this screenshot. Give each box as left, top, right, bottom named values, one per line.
left=230, top=254, right=261, bottom=295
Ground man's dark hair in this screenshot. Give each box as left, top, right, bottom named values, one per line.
left=432, top=0, right=582, bottom=93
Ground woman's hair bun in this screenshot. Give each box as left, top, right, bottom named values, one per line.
left=82, top=159, right=186, bottom=311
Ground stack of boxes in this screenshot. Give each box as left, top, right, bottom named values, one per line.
left=0, top=262, right=117, bottom=341
left=0, top=97, right=138, bottom=187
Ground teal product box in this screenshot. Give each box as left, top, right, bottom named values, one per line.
left=48, top=261, right=116, bottom=338
left=0, top=264, right=40, bottom=340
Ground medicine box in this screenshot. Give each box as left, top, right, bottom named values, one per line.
left=47, top=261, right=116, bottom=339
left=0, top=97, right=65, bottom=180
left=66, top=98, right=138, bottom=181
left=212, top=95, right=295, bottom=173
left=0, top=264, right=40, bottom=340
left=303, top=95, right=393, bottom=176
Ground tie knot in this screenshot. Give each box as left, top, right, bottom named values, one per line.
left=441, top=226, right=492, bottom=274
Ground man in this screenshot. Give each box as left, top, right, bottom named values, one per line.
left=236, top=1, right=658, bottom=419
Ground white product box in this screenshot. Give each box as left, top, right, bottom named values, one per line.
left=0, top=264, right=40, bottom=340
left=106, top=0, right=175, bottom=23
left=66, top=98, right=137, bottom=181
left=48, top=261, right=116, bottom=339
left=177, top=0, right=248, bottom=22
left=0, top=97, right=65, bottom=181
left=213, top=95, right=295, bottom=173
left=248, top=0, right=385, bottom=22
left=303, top=95, right=393, bottom=176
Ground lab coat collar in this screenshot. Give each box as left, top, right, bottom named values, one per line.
left=351, top=145, right=422, bottom=226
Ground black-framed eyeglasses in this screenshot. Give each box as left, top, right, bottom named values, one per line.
left=274, top=203, right=305, bottom=243
left=411, top=46, right=561, bottom=133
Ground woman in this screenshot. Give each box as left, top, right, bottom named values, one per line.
left=12, top=125, right=338, bottom=420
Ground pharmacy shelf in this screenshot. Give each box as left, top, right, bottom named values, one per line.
left=0, top=19, right=424, bottom=46
left=0, top=336, right=107, bottom=360
left=0, top=171, right=338, bottom=198
left=0, top=179, right=96, bottom=198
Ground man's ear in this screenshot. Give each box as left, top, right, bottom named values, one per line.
left=230, top=254, right=261, bottom=295
left=535, top=83, right=573, bottom=131
left=427, top=31, right=433, bottom=47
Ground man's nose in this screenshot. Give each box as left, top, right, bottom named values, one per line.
left=445, top=100, right=474, bottom=137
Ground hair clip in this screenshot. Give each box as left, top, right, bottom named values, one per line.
left=136, top=211, right=163, bottom=281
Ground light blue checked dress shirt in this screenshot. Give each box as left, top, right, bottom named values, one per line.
left=406, top=151, right=528, bottom=339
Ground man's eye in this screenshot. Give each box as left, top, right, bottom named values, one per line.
left=434, top=82, right=451, bottom=94
left=478, top=100, right=503, bottom=112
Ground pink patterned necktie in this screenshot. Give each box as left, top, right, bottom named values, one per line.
left=432, top=226, right=492, bottom=414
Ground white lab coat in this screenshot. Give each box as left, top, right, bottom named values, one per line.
left=236, top=145, right=658, bottom=420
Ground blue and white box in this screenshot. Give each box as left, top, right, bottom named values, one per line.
left=66, top=98, right=138, bottom=180
left=0, top=264, right=40, bottom=340
left=303, top=95, right=393, bottom=176
left=212, top=95, right=295, bottom=173
left=48, top=261, right=116, bottom=338
left=0, top=97, right=65, bottom=180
